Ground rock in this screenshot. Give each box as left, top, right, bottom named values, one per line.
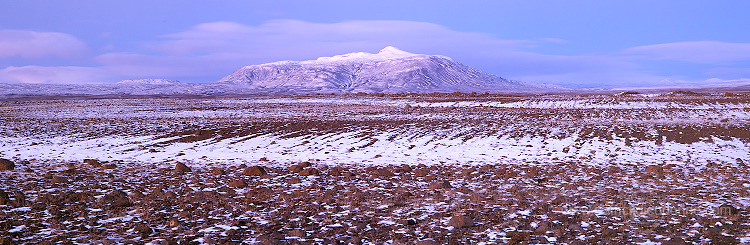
left=645, top=165, right=663, bottom=176
left=102, top=163, right=117, bottom=169
left=83, top=159, right=101, bottom=167
left=97, top=190, right=132, bottom=208
left=347, top=236, right=362, bottom=245
left=0, top=189, right=8, bottom=205
left=448, top=214, right=473, bottom=228
left=416, top=240, right=439, bottom=245
left=287, top=228, right=304, bottom=237
left=211, top=168, right=225, bottom=175
left=256, top=231, right=284, bottom=244
left=715, top=204, right=739, bottom=216
left=535, top=221, right=553, bottom=234
left=173, top=162, right=192, bottom=173
left=372, top=168, right=394, bottom=178
left=662, top=237, right=688, bottom=245
left=413, top=168, right=430, bottom=177
left=507, top=231, right=531, bottom=242
left=245, top=187, right=274, bottom=202
left=288, top=164, right=304, bottom=173
left=167, top=218, right=182, bottom=228
left=469, top=193, right=485, bottom=203
left=428, top=180, right=453, bottom=189
left=0, top=158, right=15, bottom=170
left=299, top=168, right=320, bottom=176
left=401, top=218, right=417, bottom=226
left=242, top=166, right=267, bottom=176
left=50, top=176, right=69, bottom=184
left=600, top=227, right=618, bottom=237
left=133, top=223, right=152, bottom=237
left=231, top=220, right=247, bottom=227
left=286, top=177, right=302, bottom=184
left=228, top=180, right=247, bottom=188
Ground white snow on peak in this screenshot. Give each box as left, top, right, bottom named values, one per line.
left=378, top=46, right=416, bottom=57
left=302, top=46, right=420, bottom=65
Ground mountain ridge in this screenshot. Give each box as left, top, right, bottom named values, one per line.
left=217, top=47, right=552, bottom=93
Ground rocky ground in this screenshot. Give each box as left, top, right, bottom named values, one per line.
left=2, top=93, right=750, bottom=244
left=1, top=157, right=749, bottom=244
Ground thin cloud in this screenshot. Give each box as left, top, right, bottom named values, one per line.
left=0, top=66, right=111, bottom=84
left=0, top=29, right=88, bottom=59
left=151, top=20, right=528, bottom=62
left=538, top=37, right=569, bottom=44
left=624, top=41, right=750, bottom=64
left=703, top=67, right=750, bottom=78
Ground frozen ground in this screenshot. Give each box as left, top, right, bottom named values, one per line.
left=1, top=93, right=750, bottom=244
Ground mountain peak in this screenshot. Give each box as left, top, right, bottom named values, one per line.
left=306, top=46, right=418, bottom=64
left=378, top=46, right=414, bottom=56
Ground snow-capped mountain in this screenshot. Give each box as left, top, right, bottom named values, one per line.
left=217, top=46, right=550, bottom=93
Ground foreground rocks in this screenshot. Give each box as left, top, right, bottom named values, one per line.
left=0, top=159, right=749, bottom=244
left=0, top=158, right=14, bottom=170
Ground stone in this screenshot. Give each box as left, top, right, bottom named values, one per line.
left=0, top=158, right=15, bottom=170
left=50, top=176, right=69, bottom=184
left=535, top=221, right=553, bottom=233
left=167, top=218, right=181, bottom=228
left=416, top=239, right=439, bottom=245
left=288, top=164, right=304, bottom=173
left=645, top=165, right=663, bottom=175
left=228, top=180, right=247, bottom=188
left=211, top=168, right=225, bottom=175
left=508, top=231, right=531, bottom=242
left=83, top=159, right=101, bottom=167
left=173, top=162, right=192, bottom=173
left=299, top=168, right=320, bottom=176
left=231, top=220, right=247, bottom=227
left=601, top=227, right=618, bottom=237
left=448, top=214, right=473, bottom=228
left=428, top=180, right=453, bottom=189
left=413, top=168, right=430, bottom=177
left=133, top=223, right=153, bottom=237
left=662, top=237, right=688, bottom=245
left=97, top=190, right=132, bottom=208
left=401, top=218, right=417, bottom=226
left=715, top=204, right=739, bottom=216
left=286, top=177, right=302, bottom=184
left=242, top=166, right=267, bottom=176
left=373, top=168, right=394, bottom=177
left=0, top=189, right=9, bottom=205
left=287, top=229, right=304, bottom=237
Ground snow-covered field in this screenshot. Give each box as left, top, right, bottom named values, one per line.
left=1, top=93, right=750, bottom=244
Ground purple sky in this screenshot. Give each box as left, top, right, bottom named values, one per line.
left=1, top=0, right=749, bottom=87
